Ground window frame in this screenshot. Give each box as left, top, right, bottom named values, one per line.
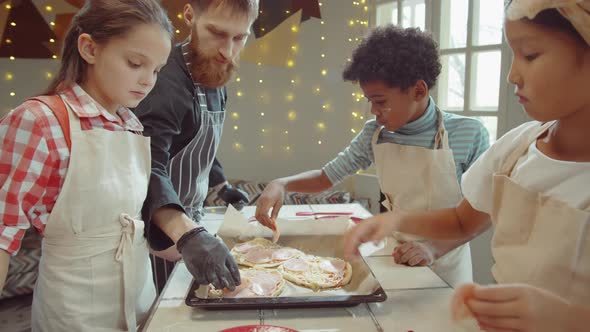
left=371, top=0, right=518, bottom=139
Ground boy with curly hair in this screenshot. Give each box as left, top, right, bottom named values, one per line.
left=255, top=25, right=490, bottom=286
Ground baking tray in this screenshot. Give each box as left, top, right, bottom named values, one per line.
left=185, top=235, right=388, bottom=309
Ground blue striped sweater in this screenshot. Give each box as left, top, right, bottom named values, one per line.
left=323, top=97, right=491, bottom=185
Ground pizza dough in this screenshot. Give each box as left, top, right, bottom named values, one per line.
left=229, top=238, right=353, bottom=291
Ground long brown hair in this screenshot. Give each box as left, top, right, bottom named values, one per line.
left=45, top=0, right=173, bottom=95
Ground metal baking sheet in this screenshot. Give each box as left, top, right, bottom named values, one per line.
left=185, top=235, right=387, bottom=309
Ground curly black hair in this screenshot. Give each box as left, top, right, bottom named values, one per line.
left=342, top=25, right=441, bottom=91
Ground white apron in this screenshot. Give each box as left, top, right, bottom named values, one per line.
left=167, top=87, right=225, bottom=221
left=372, top=108, right=473, bottom=287
left=491, top=122, right=590, bottom=305
left=31, top=97, right=156, bottom=331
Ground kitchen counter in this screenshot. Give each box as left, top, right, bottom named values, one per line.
left=142, top=204, right=459, bottom=332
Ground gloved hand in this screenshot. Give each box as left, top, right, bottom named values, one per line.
left=176, top=227, right=240, bottom=290
left=218, top=184, right=249, bottom=210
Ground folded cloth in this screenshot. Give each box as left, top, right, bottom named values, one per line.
left=506, top=0, right=590, bottom=45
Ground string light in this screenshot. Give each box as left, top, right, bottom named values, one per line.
left=231, top=112, right=239, bottom=119
left=9, top=92, right=16, bottom=97
left=233, top=125, right=239, bottom=130
left=45, top=5, right=53, bottom=11
left=5, top=73, right=13, bottom=81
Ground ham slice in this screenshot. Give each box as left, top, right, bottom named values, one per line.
left=271, top=248, right=301, bottom=261
left=247, top=270, right=283, bottom=296
left=283, top=258, right=310, bottom=272
left=319, top=259, right=346, bottom=274
left=244, top=248, right=275, bottom=264
left=233, top=242, right=262, bottom=253
left=221, top=279, right=255, bottom=298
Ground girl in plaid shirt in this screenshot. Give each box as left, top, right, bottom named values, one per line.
left=0, top=1, right=172, bottom=331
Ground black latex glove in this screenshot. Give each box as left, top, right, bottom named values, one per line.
left=177, top=228, right=240, bottom=290
left=218, top=184, right=249, bottom=210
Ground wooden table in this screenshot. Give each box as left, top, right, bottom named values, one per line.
left=142, top=204, right=460, bottom=332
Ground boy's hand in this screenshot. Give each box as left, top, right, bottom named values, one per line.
left=343, top=211, right=398, bottom=260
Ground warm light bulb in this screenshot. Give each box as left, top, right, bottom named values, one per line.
left=45, top=5, right=53, bottom=11
left=285, top=146, right=291, bottom=151
left=286, top=94, right=294, bottom=102
left=236, top=77, right=241, bottom=82
left=5, top=39, right=11, bottom=44
left=260, top=112, right=265, bottom=116
left=5, top=73, right=13, bottom=80
left=5, top=4, right=11, bottom=9
left=232, top=112, right=239, bottom=119
left=351, top=128, right=357, bottom=133
left=46, top=72, right=53, bottom=79
left=233, top=125, right=239, bottom=130
left=321, top=54, right=325, bottom=58
left=291, top=25, right=298, bottom=32
left=317, top=122, right=326, bottom=130
left=10, top=22, right=16, bottom=26
left=318, top=140, right=322, bottom=145
left=236, top=91, right=243, bottom=97
left=233, top=142, right=242, bottom=150
left=321, top=36, right=325, bottom=40
left=52, top=55, right=58, bottom=59
left=50, top=22, right=55, bottom=26
left=321, top=69, right=327, bottom=76
left=9, top=56, right=15, bottom=60
left=284, top=130, right=289, bottom=134
left=260, top=145, right=264, bottom=149
left=286, top=60, right=294, bottom=67
left=258, top=79, right=263, bottom=83
left=287, top=111, right=297, bottom=121
left=10, top=92, right=16, bottom=96
left=175, top=29, right=180, bottom=34
left=177, top=13, right=182, bottom=19
left=49, top=38, right=55, bottom=43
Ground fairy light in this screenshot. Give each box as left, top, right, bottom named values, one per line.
left=236, top=91, right=243, bottom=97
left=45, top=5, right=53, bottom=11
left=5, top=73, right=13, bottom=81
left=233, top=125, right=239, bottom=130
left=231, top=112, right=239, bottom=120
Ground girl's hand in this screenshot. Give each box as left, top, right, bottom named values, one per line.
left=468, top=283, right=571, bottom=332
left=343, top=211, right=398, bottom=260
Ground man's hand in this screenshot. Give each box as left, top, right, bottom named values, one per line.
left=467, top=283, right=573, bottom=332
left=393, top=240, right=436, bottom=266
left=255, top=180, right=286, bottom=231
left=177, top=228, right=240, bottom=290
left=218, top=184, right=249, bottom=210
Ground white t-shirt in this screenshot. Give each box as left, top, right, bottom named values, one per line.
left=462, top=121, right=590, bottom=215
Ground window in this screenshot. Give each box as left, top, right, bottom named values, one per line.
left=374, top=0, right=510, bottom=142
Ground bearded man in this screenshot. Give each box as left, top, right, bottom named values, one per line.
left=134, top=0, right=259, bottom=292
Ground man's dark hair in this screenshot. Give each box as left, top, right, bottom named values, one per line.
left=342, top=25, right=442, bottom=91
left=191, top=0, right=259, bottom=20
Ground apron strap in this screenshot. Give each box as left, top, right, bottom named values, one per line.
left=433, top=107, right=449, bottom=150
left=116, top=213, right=144, bottom=331
left=499, top=122, right=555, bottom=175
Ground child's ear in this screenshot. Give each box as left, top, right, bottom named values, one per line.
left=413, top=80, right=428, bottom=101
left=78, top=33, right=97, bottom=65
left=183, top=4, right=195, bottom=28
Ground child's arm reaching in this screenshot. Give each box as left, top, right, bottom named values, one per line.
left=455, top=283, right=590, bottom=332
left=344, top=198, right=491, bottom=260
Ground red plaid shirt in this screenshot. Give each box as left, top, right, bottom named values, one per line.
left=0, top=84, right=144, bottom=254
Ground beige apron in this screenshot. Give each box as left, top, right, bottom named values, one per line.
left=491, top=122, right=590, bottom=305
left=372, top=108, right=473, bottom=287
left=31, top=97, right=156, bottom=331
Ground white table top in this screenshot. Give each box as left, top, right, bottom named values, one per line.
left=143, top=204, right=460, bottom=332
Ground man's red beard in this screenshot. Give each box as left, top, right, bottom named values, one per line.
left=188, top=36, right=238, bottom=88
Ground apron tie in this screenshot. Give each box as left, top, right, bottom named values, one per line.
left=116, top=213, right=140, bottom=330
left=115, top=213, right=135, bottom=262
